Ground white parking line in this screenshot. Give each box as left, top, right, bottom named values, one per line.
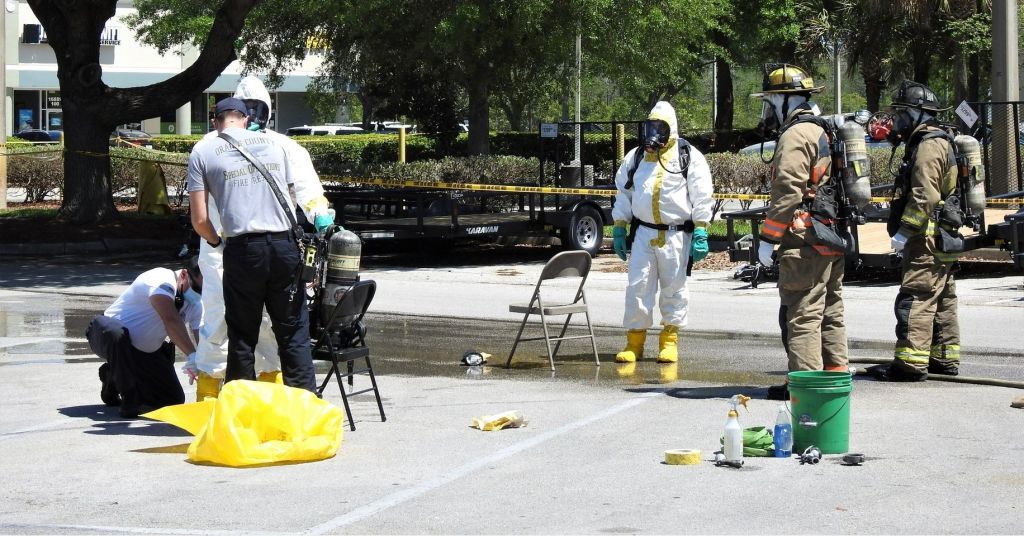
left=304, top=392, right=659, bottom=535
left=0, top=418, right=73, bottom=439
left=0, top=522, right=284, bottom=535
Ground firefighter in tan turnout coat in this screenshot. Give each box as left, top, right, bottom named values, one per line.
left=752, top=64, right=850, bottom=400
left=873, top=81, right=963, bottom=382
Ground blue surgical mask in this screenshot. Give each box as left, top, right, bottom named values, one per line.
left=183, top=287, right=202, bottom=307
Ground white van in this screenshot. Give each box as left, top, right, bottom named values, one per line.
left=285, top=125, right=366, bottom=136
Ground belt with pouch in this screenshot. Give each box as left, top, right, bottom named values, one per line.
left=635, top=219, right=695, bottom=233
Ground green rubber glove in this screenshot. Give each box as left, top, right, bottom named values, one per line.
left=612, top=225, right=628, bottom=261
left=690, top=227, right=709, bottom=262
left=313, top=213, right=334, bottom=232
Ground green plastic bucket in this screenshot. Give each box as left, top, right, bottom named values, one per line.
left=788, top=371, right=853, bottom=454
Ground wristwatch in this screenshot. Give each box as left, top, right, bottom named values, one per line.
left=207, top=237, right=222, bottom=248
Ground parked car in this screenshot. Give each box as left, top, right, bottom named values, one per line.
left=285, top=125, right=366, bottom=136
left=377, top=121, right=416, bottom=134
left=110, top=128, right=152, bottom=147
left=13, top=129, right=61, bottom=143
left=738, top=136, right=892, bottom=156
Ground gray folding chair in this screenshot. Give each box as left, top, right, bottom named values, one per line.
left=506, top=250, right=600, bottom=371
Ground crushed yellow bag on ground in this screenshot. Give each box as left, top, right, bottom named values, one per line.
left=471, top=410, right=526, bottom=431
left=144, top=380, right=344, bottom=467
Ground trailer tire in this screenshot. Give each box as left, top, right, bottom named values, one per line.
left=564, top=205, right=603, bottom=257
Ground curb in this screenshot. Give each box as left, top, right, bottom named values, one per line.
left=0, top=239, right=182, bottom=256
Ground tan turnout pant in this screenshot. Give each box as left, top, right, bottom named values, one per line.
left=777, top=245, right=848, bottom=372
left=892, top=238, right=960, bottom=375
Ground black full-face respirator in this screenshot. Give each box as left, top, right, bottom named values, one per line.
left=886, top=108, right=924, bottom=148
left=642, top=119, right=671, bottom=151
left=243, top=99, right=271, bottom=132
left=642, top=119, right=686, bottom=174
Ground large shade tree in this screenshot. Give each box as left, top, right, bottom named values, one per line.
left=27, top=0, right=260, bottom=223
left=589, top=0, right=729, bottom=112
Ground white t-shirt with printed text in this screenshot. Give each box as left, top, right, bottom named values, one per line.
left=104, top=268, right=202, bottom=353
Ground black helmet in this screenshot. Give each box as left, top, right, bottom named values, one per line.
left=890, top=80, right=946, bottom=113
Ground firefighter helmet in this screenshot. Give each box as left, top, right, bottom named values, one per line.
left=750, top=63, right=824, bottom=96
left=889, top=80, right=947, bottom=112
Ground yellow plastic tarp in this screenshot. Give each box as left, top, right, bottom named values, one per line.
left=144, top=380, right=344, bottom=467
left=137, top=160, right=171, bottom=215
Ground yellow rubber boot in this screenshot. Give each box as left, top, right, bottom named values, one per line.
left=657, top=325, right=679, bottom=363
left=615, top=329, right=647, bottom=363
left=615, top=361, right=637, bottom=378
left=196, top=372, right=222, bottom=401
left=659, top=362, right=679, bottom=383
left=257, top=371, right=284, bottom=384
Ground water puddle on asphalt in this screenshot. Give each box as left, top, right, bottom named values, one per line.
left=0, top=308, right=96, bottom=365
left=360, top=314, right=782, bottom=388
left=2, top=307, right=910, bottom=392
left=0, top=307, right=788, bottom=389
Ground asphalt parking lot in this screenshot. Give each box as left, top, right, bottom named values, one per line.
left=1, top=247, right=1022, bottom=534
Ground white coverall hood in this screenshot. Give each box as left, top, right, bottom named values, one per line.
left=648, top=101, right=680, bottom=142
left=233, top=76, right=273, bottom=124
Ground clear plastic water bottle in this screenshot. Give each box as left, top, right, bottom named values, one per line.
left=773, top=404, right=793, bottom=458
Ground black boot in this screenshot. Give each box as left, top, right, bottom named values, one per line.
left=98, top=363, right=120, bottom=406
left=928, top=361, right=959, bottom=376
left=867, top=364, right=927, bottom=382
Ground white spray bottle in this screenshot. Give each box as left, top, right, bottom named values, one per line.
left=724, top=394, right=750, bottom=464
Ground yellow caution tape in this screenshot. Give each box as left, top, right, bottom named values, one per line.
left=1, top=150, right=1019, bottom=207
left=664, top=449, right=702, bottom=465
left=320, top=175, right=617, bottom=196
left=325, top=177, right=1023, bottom=207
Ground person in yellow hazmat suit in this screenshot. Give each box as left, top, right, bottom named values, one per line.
left=181, top=76, right=340, bottom=400
left=610, top=101, right=714, bottom=365
left=752, top=64, right=851, bottom=401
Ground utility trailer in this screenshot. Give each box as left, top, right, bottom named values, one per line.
left=321, top=120, right=644, bottom=256
left=323, top=184, right=613, bottom=256
left=722, top=189, right=1024, bottom=287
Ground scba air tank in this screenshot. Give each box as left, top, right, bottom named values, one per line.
left=954, top=134, right=985, bottom=214
left=320, top=228, right=362, bottom=328
left=838, top=121, right=872, bottom=209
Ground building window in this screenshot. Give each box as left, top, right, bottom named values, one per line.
left=13, top=91, right=40, bottom=131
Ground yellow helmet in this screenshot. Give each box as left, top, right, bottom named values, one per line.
left=750, top=63, right=824, bottom=97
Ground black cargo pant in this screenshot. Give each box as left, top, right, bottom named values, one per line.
left=86, top=315, right=185, bottom=414
left=222, top=231, right=316, bottom=392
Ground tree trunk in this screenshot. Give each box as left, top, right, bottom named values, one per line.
left=466, top=76, right=490, bottom=156
left=954, top=50, right=970, bottom=130
left=28, top=0, right=257, bottom=223
left=59, top=108, right=118, bottom=222
left=714, top=57, right=734, bottom=132
left=357, top=92, right=376, bottom=130
left=862, top=51, right=886, bottom=112
left=505, top=101, right=525, bottom=132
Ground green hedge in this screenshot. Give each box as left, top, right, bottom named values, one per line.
left=5, top=129, right=903, bottom=209
left=4, top=144, right=189, bottom=202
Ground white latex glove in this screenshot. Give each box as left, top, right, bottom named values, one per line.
left=181, top=352, right=198, bottom=384
left=891, top=232, right=908, bottom=253
left=758, top=241, right=776, bottom=267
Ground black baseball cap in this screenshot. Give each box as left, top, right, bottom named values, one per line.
left=214, top=97, right=248, bottom=118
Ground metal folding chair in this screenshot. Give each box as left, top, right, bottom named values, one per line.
left=506, top=250, right=600, bottom=371
left=312, top=279, right=385, bottom=431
